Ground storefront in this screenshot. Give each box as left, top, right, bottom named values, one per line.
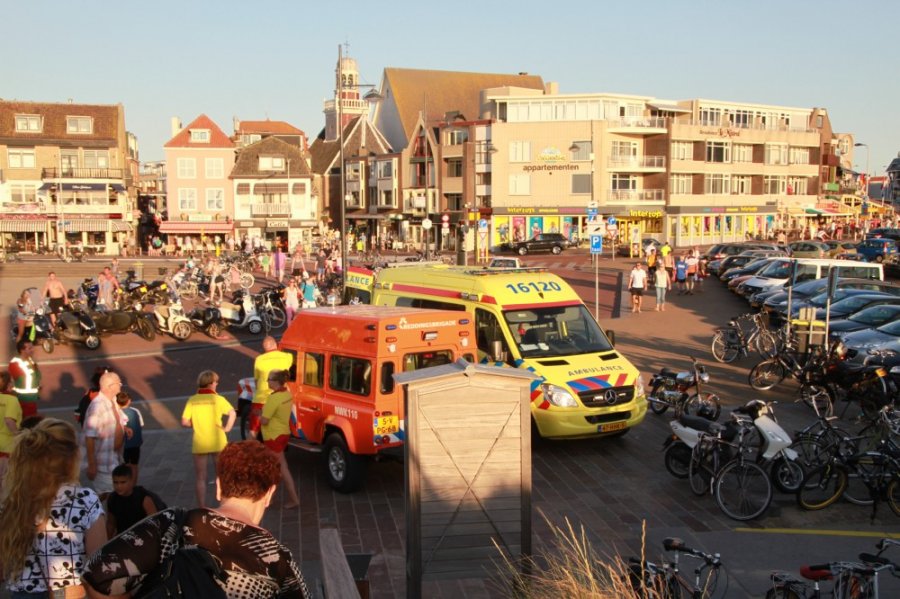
left=0, top=217, right=51, bottom=251
left=490, top=207, right=591, bottom=249
left=666, top=203, right=778, bottom=247
left=158, top=220, right=235, bottom=250
left=233, top=219, right=317, bottom=252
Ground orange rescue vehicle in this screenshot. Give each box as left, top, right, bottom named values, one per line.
left=277, top=305, right=475, bottom=492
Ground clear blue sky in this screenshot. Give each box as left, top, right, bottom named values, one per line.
left=3, top=0, right=896, bottom=172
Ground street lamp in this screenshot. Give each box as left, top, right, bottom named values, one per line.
left=854, top=142, right=871, bottom=203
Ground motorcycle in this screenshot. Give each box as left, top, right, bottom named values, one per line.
left=9, top=288, right=56, bottom=353
left=218, top=290, right=267, bottom=335
left=187, top=304, right=228, bottom=339
left=152, top=300, right=193, bottom=340
left=55, top=295, right=102, bottom=350
left=647, top=356, right=721, bottom=419
left=805, top=341, right=899, bottom=419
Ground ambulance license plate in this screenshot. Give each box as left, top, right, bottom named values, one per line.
left=374, top=415, right=399, bottom=435
left=598, top=422, right=627, bottom=433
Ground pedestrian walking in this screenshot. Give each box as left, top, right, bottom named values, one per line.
left=0, top=419, right=106, bottom=598
left=274, top=245, right=286, bottom=283
left=0, top=371, right=22, bottom=491
left=675, top=254, right=688, bottom=294
left=685, top=251, right=699, bottom=295
left=654, top=262, right=671, bottom=311
left=75, top=365, right=113, bottom=427
left=283, top=278, right=301, bottom=322
left=41, top=271, right=68, bottom=327
left=181, top=370, right=236, bottom=508
left=261, top=369, right=300, bottom=508
left=628, top=262, right=648, bottom=313
left=82, top=371, right=127, bottom=497
left=315, top=249, right=326, bottom=283
left=9, top=339, right=42, bottom=419
left=254, top=337, right=293, bottom=418
left=301, top=273, right=317, bottom=308
left=117, top=389, right=144, bottom=483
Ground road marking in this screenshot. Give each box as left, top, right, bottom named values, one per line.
left=735, top=527, right=900, bottom=539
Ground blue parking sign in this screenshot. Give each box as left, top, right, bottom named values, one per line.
left=590, top=234, right=603, bottom=254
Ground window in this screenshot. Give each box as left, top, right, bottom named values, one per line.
left=241, top=134, right=261, bottom=146
left=83, top=150, right=109, bottom=169
left=447, top=159, right=463, bottom=177
left=700, top=107, right=721, bottom=126
left=571, top=174, right=592, bottom=194
left=205, top=158, right=224, bottom=178
left=731, top=109, right=753, bottom=128
left=15, top=115, right=42, bottom=132
left=176, top=158, right=197, bottom=178
left=733, top=144, right=753, bottom=163
left=475, top=308, right=513, bottom=365
left=670, top=174, right=692, bottom=194
left=380, top=362, right=395, bottom=394
left=610, top=141, right=637, bottom=158
left=178, top=188, right=197, bottom=211
left=509, top=174, right=531, bottom=195
left=190, top=129, right=211, bottom=143
left=8, top=148, right=36, bottom=168
left=206, top=188, right=224, bottom=211
left=236, top=183, right=251, bottom=195
left=611, top=174, right=637, bottom=190
left=66, top=116, right=92, bottom=134
left=704, top=174, right=730, bottom=194
left=764, top=144, right=788, bottom=165
left=10, top=184, right=37, bottom=203
left=376, top=160, right=393, bottom=178
left=329, top=355, right=371, bottom=396
left=706, top=141, right=731, bottom=163
left=671, top=141, right=693, bottom=161
left=259, top=156, right=285, bottom=171
left=764, top=176, right=786, bottom=195
left=509, top=141, right=531, bottom=163
left=303, top=353, right=324, bottom=387
left=733, top=176, right=752, bottom=195
left=292, top=182, right=307, bottom=195
left=816, top=115, right=824, bottom=128
left=570, top=141, right=592, bottom=161
left=446, top=129, right=468, bottom=145
left=789, top=147, right=810, bottom=165
left=402, top=350, right=455, bottom=371
left=788, top=177, right=808, bottom=195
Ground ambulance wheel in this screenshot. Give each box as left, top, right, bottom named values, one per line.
left=324, top=433, right=367, bottom=493
left=41, top=338, right=55, bottom=354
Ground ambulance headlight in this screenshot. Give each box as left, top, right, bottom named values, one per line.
left=541, top=383, right=578, bottom=408
left=634, top=374, right=646, bottom=398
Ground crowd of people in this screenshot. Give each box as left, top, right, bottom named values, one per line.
left=0, top=335, right=313, bottom=598
left=628, top=241, right=708, bottom=314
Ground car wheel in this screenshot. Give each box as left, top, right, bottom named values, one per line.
left=323, top=433, right=368, bottom=493
left=551, top=245, right=562, bottom=255
left=517, top=246, right=528, bottom=256
left=876, top=255, right=884, bottom=263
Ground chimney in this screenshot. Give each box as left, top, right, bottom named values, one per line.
left=233, top=116, right=240, bottom=133
left=170, top=117, right=183, bottom=138
left=545, top=82, right=559, bottom=95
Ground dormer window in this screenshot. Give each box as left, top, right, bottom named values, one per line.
left=66, top=116, right=93, bottom=134
left=190, top=129, right=211, bottom=143
left=259, top=156, right=285, bottom=171
left=15, top=115, right=42, bottom=132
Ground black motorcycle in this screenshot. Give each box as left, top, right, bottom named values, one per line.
left=187, top=304, right=227, bottom=339
left=56, top=295, right=102, bottom=350
left=807, top=342, right=899, bottom=418
left=88, top=302, right=156, bottom=341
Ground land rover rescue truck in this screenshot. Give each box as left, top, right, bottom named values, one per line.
left=275, top=305, right=476, bottom=492
left=360, top=264, right=647, bottom=440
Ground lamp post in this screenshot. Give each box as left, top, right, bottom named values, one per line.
left=854, top=142, right=871, bottom=203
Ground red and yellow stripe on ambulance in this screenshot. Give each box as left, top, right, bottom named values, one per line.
left=370, top=264, right=648, bottom=439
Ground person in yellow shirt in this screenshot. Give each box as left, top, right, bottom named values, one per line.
left=250, top=337, right=293, bottom=438
left=0, top=371, right=23, bottom=491
left=260, top=369, right=300, bottom=508
left=181, top=370, right=235, bottom=508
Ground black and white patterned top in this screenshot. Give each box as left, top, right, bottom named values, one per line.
left=83, top=507, right=311, bottom=599
left=6, top=484, right=104, bottom=594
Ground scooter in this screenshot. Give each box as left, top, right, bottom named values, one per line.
left=218, top=290, right=266, bottom=335
left=187, top=304, right=228, bottom=339
left=9, top=289, right=56, bottom=353
left=152, top=300, right=193, bottom=340
left=55, top=295, right=102, bottom=349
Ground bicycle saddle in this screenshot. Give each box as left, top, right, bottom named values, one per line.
left=799, top=565, right=833, bottom=581
left=659, top=368, right=678, bottom=376
left=663, top=537, right=686, bottom=552
left=678, top=414, right=724, bottom=434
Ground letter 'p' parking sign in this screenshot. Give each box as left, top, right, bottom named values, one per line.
left=590, top=234, right=603, bottom=255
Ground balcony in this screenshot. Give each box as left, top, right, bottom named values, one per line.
left=606, top=189, right=666, bottom=203
left=606, top=117, right=667, bottom=133
left=250, top=202, right=290, bottom=217
left=607, top=155, right=666, bottom=170
left=42, top=168, right=125, bottom=179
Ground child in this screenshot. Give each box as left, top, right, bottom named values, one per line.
left=106, top=464, right=160, bottom=537
left=117, top=390, right=144, bottom=482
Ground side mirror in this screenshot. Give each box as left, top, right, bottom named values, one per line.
left=606, top=330, right=616, bottom=347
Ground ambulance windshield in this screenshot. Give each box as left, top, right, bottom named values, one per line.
left=505, top=305, right=614, bottom=358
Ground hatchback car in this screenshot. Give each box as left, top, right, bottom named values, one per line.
left=838, top=319, right=900, bottom=366
left=866, top=228, right=900, bottom=241
left=811, top=293, right=900, bottom=321
left=829, top=304, right=900, bottom=339
left=825, top=240, right=858, bottom=258
left=855, top=238, right=898, bottom=263
left=788, top=240, right=830, bottom=258
left=503, top=233, right=570, bottom=255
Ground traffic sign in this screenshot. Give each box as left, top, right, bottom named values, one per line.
left=441, top=214, right=450, bottom=222
left=587, top=207, right=598, bottom=217
left=590, top=234, right=603, bottom=255
left=607, top=216, right=617, bottom=225
left=442, top=222, right=449, bottom=230
left=478, top=218, right=488, bottom=231
left=422, top=218, right=433, bottom=230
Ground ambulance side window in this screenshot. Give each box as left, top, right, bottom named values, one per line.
left=475, top=308, right=513, bottom=364
left=396, top=297, right=465, bottom=311
left=330, top=355, right=372, bottom=397
left=303, top=352, right=324, bottom=387
left=284, top=349, right=299, bottom=382
left=380, top=362, right=395, bottom=394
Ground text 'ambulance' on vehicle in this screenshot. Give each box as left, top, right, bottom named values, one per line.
left=350, top=264, right=648, bottom=439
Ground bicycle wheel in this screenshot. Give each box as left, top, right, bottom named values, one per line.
left=689, top=440, right=719, bottom=496
left=796, top=463, right=848, bottom=511
left=843, top=455, right=878, bottom=507
left=887, top=478, right=900, bottom=517
left=179, top=281, right=199, bottom=301
left=711, top=330, right=740, bottom=363
left=798, top=383, right=835, bottom=418
left=664, top=442, right=692, bottom=479
left=765, top=588, right=803, bottom=599
left=680, top=393, right=722, bottom=420
left=714, top=460, right=772, bottom=521
left=266, top=306, right=286, bottom=330
left=748, top=359, right=787, bottom=391
left=754, top=329, right=778, bottom=358
left=240, top=272, right=255, bottom=289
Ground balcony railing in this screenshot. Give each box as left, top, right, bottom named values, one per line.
left=607, top=155, right=666, bottom=169
left=680, top=119, right=817, bottom=134
left=607, top=189, right=666, bottom=202
left=250, top=202, right=290, bottom=216
left=607, top=117, right=667, bottom=129
left=42, top=168, right=125, bottom=179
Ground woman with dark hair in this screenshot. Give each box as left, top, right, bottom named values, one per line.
left=0, top=418, right=107, bottom=598
left=83, top=441, right=311, bottom=598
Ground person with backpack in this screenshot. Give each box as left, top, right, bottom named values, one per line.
left=83, top=441, right=312, bottom=598
left=106, top=463, right=162, bottom=537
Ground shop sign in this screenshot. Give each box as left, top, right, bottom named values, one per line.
left=699, top=127, right=741, bottom=138
left=537, top=147, right=566, bottom=163
left=267, top=220, right=289, bottom=228
left=628, top=210, right=663, bottom=218
left=189, top=214, right=214, bottom=222
left=238, top=221, right=255, bottom=227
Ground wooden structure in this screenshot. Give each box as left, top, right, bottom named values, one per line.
left=396, top=360, right=535, bottom=599
left=319, top=527, right=362, bottom=599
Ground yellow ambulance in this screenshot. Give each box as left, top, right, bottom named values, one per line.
left=367, top=264, right=647, bottom=439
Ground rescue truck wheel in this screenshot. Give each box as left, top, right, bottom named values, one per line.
left=324, top=433, right=367, bottom=493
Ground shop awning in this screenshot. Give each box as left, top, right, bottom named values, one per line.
left=0, top=219, right=49, bottom=233
left=805, top=208, right=824, bottom=215
left=60, top=219, right=108, bottom=232
left=158, top=221, right=234, bottom=234
left=109, top=221, right=133, bottom=232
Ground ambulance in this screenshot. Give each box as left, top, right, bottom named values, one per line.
left=274, top=305, right=475, bottom=492
left=366, top=264, right=648, bottom=440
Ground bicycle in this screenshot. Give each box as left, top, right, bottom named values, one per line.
left=627, top=537, right=723, bottom=599
left=748, top=338, right=828, bottom=392
left=711, top=312, right=779, bottom=363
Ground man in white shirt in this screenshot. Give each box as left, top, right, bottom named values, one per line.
left=628, top=262, right=648, bottom=313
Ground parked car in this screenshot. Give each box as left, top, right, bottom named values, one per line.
left=824, top=240, right=858, bottom=258
left=855, top=238, right=898, bottom=263
left=829, top=304, right=900, bottom=339
left=617, top=237, right=662, bottom=257
left=788, top=240, right=830, bottom=258
left=760, top=277, right=900, bottom=313
left=811, top=293, right=900, bottom=321
left=503, top=233, right=570, bottom=255
left=711, top=254, right=758, bottom=276
left=781, top=289, right=893, bottom=322
left=866, top=227, right=900, bottom=241
left=837, top=318, right=900, bottom=366
left=703, top=242, right=783, bottom=262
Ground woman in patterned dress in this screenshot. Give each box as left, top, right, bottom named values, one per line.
left=0, top=418, right=107, bottom=598
left=83, top=440, right=310, bottom=598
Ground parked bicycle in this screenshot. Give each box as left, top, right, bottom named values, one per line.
left=711, top=312, right=779, bottom=363
left=748, top=337, right=829, bottom=392
left=627, top=537, right=723, bottom=599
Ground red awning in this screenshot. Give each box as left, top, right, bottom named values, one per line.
left=158, top=221, right=233, bottom=234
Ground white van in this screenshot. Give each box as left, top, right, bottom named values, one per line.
left=737, top=258, right=883, bottom=299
